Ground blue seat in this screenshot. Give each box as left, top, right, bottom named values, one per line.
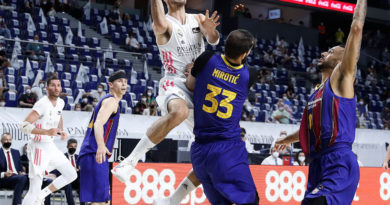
left=5, top=91, right=17, bottom=107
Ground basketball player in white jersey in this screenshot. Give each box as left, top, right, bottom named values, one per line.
left=20, top=76, right=77, bottom=205
left=112, top=0, right=220, bottom=204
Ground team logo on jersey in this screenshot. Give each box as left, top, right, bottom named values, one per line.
left=192, top=27, right=200, bottom=33
left=176, top=29, right=186, bottom=45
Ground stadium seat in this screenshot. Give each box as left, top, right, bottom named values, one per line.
left=5, top=92, right=17, bottom=107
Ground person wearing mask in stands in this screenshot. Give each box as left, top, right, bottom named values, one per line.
left=261, top=147, right=283, bottom=165
left=90, top=84, right=106, bottom=101
left=293, top=151, right=307, bottom=166
left=18, top=85, right=38, bottom=108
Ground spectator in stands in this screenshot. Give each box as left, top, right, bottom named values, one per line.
left=74, top=103, right=82, bottom=111
left=306, top=63, right=319, bottom=83
left=31, top=80, right=46, bottom=99
left=18, top=85, right=38, bottom=108
left=285, top=86, right=297, bottom=100
left=0, top=133, right=28, bottom=205
left=0, top=46, right=10, bottom=99
left=335, top=28, right=345, bottom=44
left=52, top=138, right=84, bottom=205
left=145, top=88, right=155, bottom=104
left=26, top=34, right=45, bottom=61
left=22, top=0, right=33, bottom=14
left=0, top=16, right=11, bottom=39
left=365, top=65, right=377, bottom=86
left=282, top=93, right=292, bottom=108
left=143, top=101, right=158, bottom=116
left=135, top=94, right=148, bottom=114
left=47, top=6, right=56, bottom=16
left=265, top=70, right=275, bottom=84
left=381, top=47, right=390, bottom=62
left=109, top=0, right=121, bottom=25
left=261, top=147, right=283, bottom=165
left=293, top=151, right=307, bottom=166
left=257, top=69, right=266, bottom=83
left=126, top=32, right=141, bottom=52
left=90, top=83, right=106, bottom=101
left=271, top=100, right=291, bottom=124
left=276, top=37, right=289, bottom=49
left=41, top=0, right=53, bottom=15
left=382, top=107, right=390, bottom=129
left=80, top=94, right=93, bottom=111
left=357, top=98, right=367, bottom=117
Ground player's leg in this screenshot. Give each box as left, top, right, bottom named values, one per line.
left=39, top=162, right=77, bottom=200
left=22, top=176, right=43, bottom=205
left=112, top=98, right=189, bottom=183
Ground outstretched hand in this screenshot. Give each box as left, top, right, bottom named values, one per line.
left=199, top=10, right=220, bottom=35
left=274, top=131, right=289, bottom=151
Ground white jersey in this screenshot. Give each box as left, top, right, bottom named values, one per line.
left=31, top=96, right=65, bottom=143
left=158, top=13, right=205, bottom=79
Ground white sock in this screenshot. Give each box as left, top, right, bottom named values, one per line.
left=39, top=186, right=52, bottom=200
left=170, top=177, right=196, bottom=204
left=125, top=134, right=156, bottom=164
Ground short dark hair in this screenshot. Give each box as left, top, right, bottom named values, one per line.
left=225, top=29, right=255, bottom=59
left=241, top=127, right=246, bottom=134
left=67, top=138, right=77, bottom=146
left=46, top=75, right=59, bottom=86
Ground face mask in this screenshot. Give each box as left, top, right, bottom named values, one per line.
left=298, top=156, right=306, bottom=162
left=34, top=40, right=38, bottom=43
left=75, top=107, right=81, bottom=111
left=26, top=89, right=31, bottom=94
left=251, top=116, right=256, bottom=121
left=68, top=147, right=76, bottom=155
left=98, top=88, right=103, bottom=92
left=92, top=102, right=97, bottom=106
left=272, top=152, right=279, bottom=158
left=3, top=142, right=11, bottom=149
left=283, top=97, right=288, bottom=100
left=359, top=101, right=364, bottom=105
left=147, top=92, right=152, bottom=96
left=141, top=98, right=147, bottom=102
left=82, top=98, right=88, bottom=103
left=0, top=102, right=5, bottom=107
left=39, top=83, right=44, bottom=88
left=278, top=107, right=284, bottom=111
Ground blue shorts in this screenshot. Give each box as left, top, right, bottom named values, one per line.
left=303, top=145, right=360, bottom=205
left=78, top=154, right=110, bottom=202
left=191, top=139, right=257, bottom=204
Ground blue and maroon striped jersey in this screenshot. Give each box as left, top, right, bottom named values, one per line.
left=300, top=80, right=356, bottom=158
left=79, top=94, right=121, bottom=158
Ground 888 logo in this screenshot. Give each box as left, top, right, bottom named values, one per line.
left=265, top=170, right=306, bottom=202
left=123, top=168, right=207, bottom=204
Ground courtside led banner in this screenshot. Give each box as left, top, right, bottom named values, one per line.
left=112, top=163, right=390, bottom=204
left=279, top=0, right=356, bottom=13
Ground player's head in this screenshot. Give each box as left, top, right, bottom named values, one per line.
left=165, top=0, right=186, bottom=9
left=108, top=70, right=128, bottom=96
left=46, top=75, right=61, bottom=98
left=225, top=29, right=255, bottom=64
left=317, top=45, right=345, bottom=72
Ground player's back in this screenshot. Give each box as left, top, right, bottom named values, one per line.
left=193, top=54, right=249, bottom=142
left=306, top=80, right=356, bottom=158
left=79, top=94, right=120, bottom=158
left=157, top=13, right=205, bottom=79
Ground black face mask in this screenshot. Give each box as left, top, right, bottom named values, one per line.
left=3, top=142, right=11, bottom=149
left=68, top=148, right=76, bottom=155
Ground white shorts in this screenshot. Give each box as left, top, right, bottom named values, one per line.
left=156, top=76, right=195, bottom=131
left=27, top=140, right=69, bottom=178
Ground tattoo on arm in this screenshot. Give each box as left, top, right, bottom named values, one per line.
left=353, top=0, right=367, bottom=23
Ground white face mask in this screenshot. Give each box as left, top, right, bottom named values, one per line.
left=278, top=107, right=284, bottom=111
left=26, top=89, right=31, bottom=94
left=82, top=98, right=88, bottom=103
left=141, top=98, right=147, bottom=102
left=39, top=83, right=44, bottom=88
left=92, top=102, right=97, bottom=106
left=0, top=102, right=5, bottom=107
left=359, top=101, right=364, bottom=105
left=272, top=152, right=279, bottom=158
left=147, top=92, right=152, bottom=96
left=98, top=88, right=103, bottom=92
left=75, top=107, right=81, bottom=111
left=298, top=156, right=305, bottom=162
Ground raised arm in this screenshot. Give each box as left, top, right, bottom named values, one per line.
left=330, top=0, right=367, bottom=98
left=151, top=0, right=170, bottom=35
left=94, top=97, right=117, bottom=164
left=197, top=10, right=220, bottom=45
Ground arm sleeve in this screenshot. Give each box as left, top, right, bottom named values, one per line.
left=191, top=50, right=214, bottom=77
left=32, top=98, right=45, bottom=116
left=248, top=66, right=258, bottom=90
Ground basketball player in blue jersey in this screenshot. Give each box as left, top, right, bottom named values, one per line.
left=77, top=70, right=127, bottom=205
left=275, top=0, right=367, bottom=204
left=185, top=29, right=259, bottom=204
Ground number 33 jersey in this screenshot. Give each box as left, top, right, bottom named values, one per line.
left=192, top=52, right=249, bottom=142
